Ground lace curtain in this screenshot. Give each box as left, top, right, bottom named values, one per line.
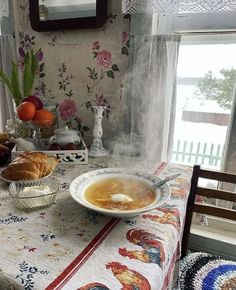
left=0, top=34, right=16, bottom=131
left=122, top=0, right=236, bottom=14
left=123, top=34, right=180, bottom=163
left=0, top=0, right=9, bottom=18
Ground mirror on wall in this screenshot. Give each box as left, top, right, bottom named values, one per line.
left=29, top=0, right=107, bottom=31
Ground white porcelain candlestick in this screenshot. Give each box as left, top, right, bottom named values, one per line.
left=89, top=106, right=108, bottom=157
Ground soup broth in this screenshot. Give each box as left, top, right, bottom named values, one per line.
left=84, top=177, right=156, bottom=210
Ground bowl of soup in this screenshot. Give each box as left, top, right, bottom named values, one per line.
left=69, top=168, right=171, bottom=218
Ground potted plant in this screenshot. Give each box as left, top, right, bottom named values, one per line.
left=0, top=48, right=43, bottom=106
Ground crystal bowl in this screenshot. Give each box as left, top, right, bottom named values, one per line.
left=8, top=178, right=59, bottom=211
left=1, top=171, right=53, bottom=184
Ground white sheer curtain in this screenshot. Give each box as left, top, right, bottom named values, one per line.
left=114, top=0, right=181, bottom=164
left=0, top=34, right=16, bottom=131
left=0, top=0, right=9, bottom=34
left=122, top=0, right=236, bottom=14
left=128, top=34, right=180, bottom=163
left=0, top=0, right=9, bottom=18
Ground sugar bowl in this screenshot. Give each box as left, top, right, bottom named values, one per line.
left=49, top=127, right=81, bottom=147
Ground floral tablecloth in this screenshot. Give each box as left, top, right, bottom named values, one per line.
left=0, top=156, right=192, bottom=290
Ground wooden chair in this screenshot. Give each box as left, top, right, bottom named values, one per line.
left=181, top=164, right=236, bottom=257
left=178, top=165, right=236, bottom=290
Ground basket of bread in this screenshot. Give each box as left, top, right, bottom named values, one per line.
left=1, top=151, right=58, bottom=183
left=1, top=152, right=59, bottom=211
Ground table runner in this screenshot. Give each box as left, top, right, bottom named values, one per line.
left=0, top=157, right=192, bottom=290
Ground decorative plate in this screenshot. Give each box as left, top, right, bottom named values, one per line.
left=69, top=168, right=171, bottom=218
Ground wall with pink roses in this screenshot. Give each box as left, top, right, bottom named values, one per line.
left=12, top=0, right=130, bottom=148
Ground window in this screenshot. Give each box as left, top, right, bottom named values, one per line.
left=171, top=34, right=236, bottom=238
left=172, top=34, right=236, bottom=170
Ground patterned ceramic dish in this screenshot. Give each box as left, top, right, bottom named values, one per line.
left=70, top=168, right=171, bottom=218
left=8, top=178, right=59, bottom=211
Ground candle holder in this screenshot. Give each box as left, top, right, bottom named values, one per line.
left=88, top=105, right=108, bottom=157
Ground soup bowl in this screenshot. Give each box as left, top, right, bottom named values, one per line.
left=69, top=168, right=171, bottom=218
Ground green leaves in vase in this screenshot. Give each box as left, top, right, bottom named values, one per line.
left=0, top=48, right=43, bottom=106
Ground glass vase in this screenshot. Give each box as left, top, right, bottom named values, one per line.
left=88, top=105, right=108, bottom=157
left=6, top=99, right=29, bottom=138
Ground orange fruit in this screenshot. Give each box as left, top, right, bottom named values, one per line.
left=17, top=101, right=36, bottom=121
left=32, top=109, right=55, bottom=127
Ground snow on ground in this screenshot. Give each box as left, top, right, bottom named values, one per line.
left=184, top=99, right=230, bottom=114
left=174, top=120, right=228, bottom=145
left=172, top=85, right=230, bottom=168
left=174, top=85, right=229, bottom=145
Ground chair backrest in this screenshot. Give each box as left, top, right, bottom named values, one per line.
left=181, top=165, right=236, bottom=258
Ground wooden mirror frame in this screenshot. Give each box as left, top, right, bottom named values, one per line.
left=29, top=0, right=108, bottom=31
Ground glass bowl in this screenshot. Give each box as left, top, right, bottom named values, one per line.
left=8, top=178, right=59, bottom=211
left=1, top=171, right=53, bottom=184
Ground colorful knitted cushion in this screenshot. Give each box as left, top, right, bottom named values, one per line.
left=179, top=252, right=236, bottom=290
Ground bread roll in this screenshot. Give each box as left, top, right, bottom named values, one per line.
left=1, top=151, right=58, bottom=181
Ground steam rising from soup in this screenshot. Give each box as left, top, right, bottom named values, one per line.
left=84, top=177, right=156, bottom=211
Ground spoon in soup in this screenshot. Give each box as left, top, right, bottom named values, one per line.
left=148, top=173, right=181, bottom=191
left=111, top=173, right=181, bottom=204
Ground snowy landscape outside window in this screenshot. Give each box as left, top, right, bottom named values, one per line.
left=171, top=34, right=236, bottom=215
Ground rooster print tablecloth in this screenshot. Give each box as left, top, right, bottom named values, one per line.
left=0, top=157, right=192, bottom=290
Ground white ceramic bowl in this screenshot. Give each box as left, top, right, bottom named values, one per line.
left=70, top=168, right=171, bottom=218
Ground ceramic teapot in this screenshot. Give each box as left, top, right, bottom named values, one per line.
left=49, top=127, right=81, bottom=146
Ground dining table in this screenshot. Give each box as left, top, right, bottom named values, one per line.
left=0, top=154, right=192, bottom=290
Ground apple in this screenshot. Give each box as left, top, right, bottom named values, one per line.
left=3, top=141, right=15, bottom=151
left=0, top=144, right=11, bottom=165
left=22, top=95, right=43, bottom=110
left=63, top=143, right=77, bottom=150
left=48, top=143, right=61, bottom=151
left=76, top=142, right=83, bottom=150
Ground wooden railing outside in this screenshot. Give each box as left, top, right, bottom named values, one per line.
left=171, top=139, right=224, bottom=168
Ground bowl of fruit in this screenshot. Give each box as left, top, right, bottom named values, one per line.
left=16, top=95, right=56, bottom=150
left=16, top=95, right=56, bottom=128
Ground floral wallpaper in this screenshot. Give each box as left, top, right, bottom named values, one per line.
left=12, top=0, right=130, bottom=147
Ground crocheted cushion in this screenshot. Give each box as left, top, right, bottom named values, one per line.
left=179, top=252, right=236, bottom=290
